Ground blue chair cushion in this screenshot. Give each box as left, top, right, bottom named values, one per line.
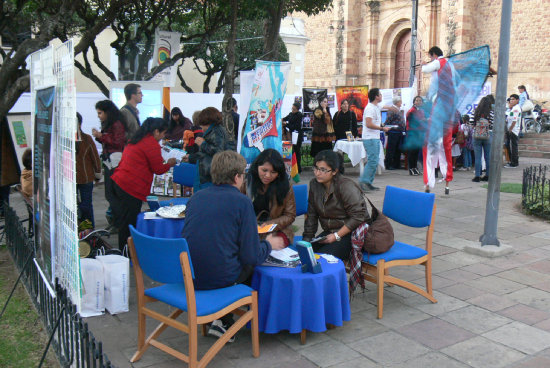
left=159, top=197, right=189, bottom=207
left=362, top=241, right=428, bottom=265
left=145, top=283, right=254, bottom=316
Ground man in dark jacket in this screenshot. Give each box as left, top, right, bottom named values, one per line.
left=182, top=150, right=284, bottom=339
left=282, top=102, right=304, bottom=172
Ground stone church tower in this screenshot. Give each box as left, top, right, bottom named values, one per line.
left=297, top=0, right=550, bottom=101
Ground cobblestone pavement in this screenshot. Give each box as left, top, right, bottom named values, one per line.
left=12, top=156, right=550, bottom=367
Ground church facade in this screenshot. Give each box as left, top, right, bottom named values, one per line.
left=297, top=0, right=550, bottom=101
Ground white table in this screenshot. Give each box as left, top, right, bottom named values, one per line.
left=333, top=139, right=384, bottom=175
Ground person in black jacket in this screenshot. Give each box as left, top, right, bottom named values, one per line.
left=333, top=99, right=358, bottom=140
left=282, top=102, right=304, bottom=173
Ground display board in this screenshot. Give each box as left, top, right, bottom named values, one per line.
left=6, top=113, right=32, bottom=168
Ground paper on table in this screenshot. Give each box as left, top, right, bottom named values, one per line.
left=258, top=223, right=277, bottom=234
left=143, top=212, right=160, bottom=220
left=270, top=247, right=299, bottom=262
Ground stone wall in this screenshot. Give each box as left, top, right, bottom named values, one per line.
left=300, top=0, right=550, bottom=102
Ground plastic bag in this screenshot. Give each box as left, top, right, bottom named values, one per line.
left=96, top=254, right=129, bottom=314
left=80, top=258, right=105, bottom=317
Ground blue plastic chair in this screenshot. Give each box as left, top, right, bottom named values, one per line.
left=159, top=163, right=197, bottom=207
left=127, top=226, right=259, bottom=366
left=293, top=184, right=308, bottom=216
left=361, top=186, right=437, bottom=319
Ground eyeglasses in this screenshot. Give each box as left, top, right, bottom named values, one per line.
left=313, top=166, right=332, bottom=174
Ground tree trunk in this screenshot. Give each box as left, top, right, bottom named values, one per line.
left=222, top=0, right=238, bottom=141
left=262, top=0, right=285, bottom=61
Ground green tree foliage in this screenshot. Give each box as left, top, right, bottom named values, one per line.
left=0, top=0, right=132, bottom=117
left=180, top=20, right=289, bottom=93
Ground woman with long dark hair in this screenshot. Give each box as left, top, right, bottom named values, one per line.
left=243, top=149, right=296, bottom=246
left=333, top=99, right=358, bottom=140
left=166, top=107, right=193, bottom=141
left=310, top=97, right=335, bottom=158
left=472, top=94, right=494, bottom=182
left=92, top=100, right=127, bottom=226
left=303, top=150, right=369, bottom=260
left=110, top=118, right=177, bottom=250
left=405, top=96, right=425, bottom=176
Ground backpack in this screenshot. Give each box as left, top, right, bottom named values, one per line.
left=473, top=117, right=490, bottom=140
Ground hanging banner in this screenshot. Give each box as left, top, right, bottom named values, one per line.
left=33, top=86, right=56, bottom=282
left=302, top=88, right=327, bottom=113
left=152, top=30, right=181, bottom=87
left=241, top=60, right=291, bottom=163
left=335, top=85, right=369, bottom=122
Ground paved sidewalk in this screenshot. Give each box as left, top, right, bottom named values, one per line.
left=11, top=157, right=550, bottom=367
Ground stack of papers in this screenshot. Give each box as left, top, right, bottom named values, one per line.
left=263, top=247, right=300, bottom=268
left=161, top=146, right=186, bottom=163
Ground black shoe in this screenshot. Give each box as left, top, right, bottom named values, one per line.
left=208, top=320, right=235, bottom=343
left=445, top=187, right=450, bottom=195
left=472, top=177, right=481, bottom=182
left=424, top=187, right=430, bottom=193
left=481, top=176, right=489, bottom=182
left=367, top=184, right=380, bottom=191
left=409, top=169, right=414, bottom=176
left=360, top=183, right=370, bottom=192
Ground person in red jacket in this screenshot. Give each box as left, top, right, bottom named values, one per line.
left=111, top=118, right=177, bottom=250
left=92, top=100, right=127, bottom=227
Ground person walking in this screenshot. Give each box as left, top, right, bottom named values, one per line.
left=120, top=83, right=142, bottom=140
left=282, top=102, right=304, bottom=173
left=359, top=88, right=389, bottom=191
left=472, top=95, right=494, bottom=181
left=505, top=94, right=521, bottom=168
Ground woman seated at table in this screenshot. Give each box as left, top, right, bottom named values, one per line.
left=302, top=150, right=370, bottom=260
left=243, top=149, right=296, bottom=247
left=110, top=118, right=178, bottom=251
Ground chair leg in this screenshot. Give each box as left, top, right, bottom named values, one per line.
left=131, top=309, right=147, bottom=362
left=251, top=292, right=260, bottom=357
left=377, top=260, right=385, bottom=319
left=425, top=259, right=434, bottom=299
left=201, top=324, right=208, bottom=337
left=384, top=268, right=394, bottom=287
left=188, top=318, right=198, bottom=368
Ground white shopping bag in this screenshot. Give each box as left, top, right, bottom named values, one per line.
left=96, top=254, right=130, bottom=314
left=292, top=131, right=299, bottom=145
left=80, top=258, right=105, bottom=317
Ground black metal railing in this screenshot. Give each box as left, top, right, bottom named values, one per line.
left=2, top=203, right=114, bottom=368
left=522, top=165, right=550, bottom=220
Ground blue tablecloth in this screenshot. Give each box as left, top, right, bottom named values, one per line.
left=136, top=212, right=185, bottom=238
left=251, top=258, right=350, bottom=334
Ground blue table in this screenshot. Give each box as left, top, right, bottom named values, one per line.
left=135, top=212, right=185, bottom=239
left=251, top=258, right=350, bottom=343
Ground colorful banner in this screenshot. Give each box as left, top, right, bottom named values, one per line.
left=302, top=88, right=327, bottom=113
left=33, top=86, right=56, bottom=282
left=335, top=85, right=369, bottom=122
left=241, top=60, right=291, bottom=163
left=152, top=30, right=181, bottom=87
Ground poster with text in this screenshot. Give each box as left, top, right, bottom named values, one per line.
left=33, top=86, right=55, bottom=283
left=335, top=85, right=369, bottom=122
left=241, top=60, right=291, bottom=163
left=302, top=88, right=327, bottom=113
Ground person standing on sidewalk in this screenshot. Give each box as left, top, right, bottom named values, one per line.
left=359, top=88, right=389, bottom=192
left=120, top=83, right=142, bottom=141
left=505, top=94, right=521, bottom=168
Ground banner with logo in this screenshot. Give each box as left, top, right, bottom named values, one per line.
left=33, top=86, right=56, bottom=281
left=152, top=30, right=181, bottom=87
left=335, top=85, right=369, bottom=122
left=241, top=60, right=291, bottom=163
left=302, top=88, right=327, bottom=113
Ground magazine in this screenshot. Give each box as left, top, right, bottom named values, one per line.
left=262, top=247, right=300, bottom=268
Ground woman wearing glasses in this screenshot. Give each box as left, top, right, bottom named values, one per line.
left=302, top=150, right=370, bottom=260
left=243, top=149, right=296, bottom=247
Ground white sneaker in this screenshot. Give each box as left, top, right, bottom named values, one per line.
left=208, top=319, right=235, bottom=343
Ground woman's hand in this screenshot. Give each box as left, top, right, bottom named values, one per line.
left=195, top=137, right=204, bottom=146
left=266, top=233, right=286, bottom=250
left=320, top=233, right=337, bottom=244
left=92, top=128, right=102, bottom=139
left=167, top=158, right=177, bottom=167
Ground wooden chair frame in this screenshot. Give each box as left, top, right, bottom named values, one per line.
left=128, top=238, right=259, bottom=368
left=361, top=203, right=438, bottom=319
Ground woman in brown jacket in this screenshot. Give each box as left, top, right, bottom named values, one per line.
left=303, top=150, right=370, bottom=260
left=310, top=97, right=336, bottom=158
left=76, top=112, right=102, bottom=228
left=243, top=149, right=296, bottom=247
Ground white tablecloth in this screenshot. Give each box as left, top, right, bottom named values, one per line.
left=333, top=139, right=385, bottom=170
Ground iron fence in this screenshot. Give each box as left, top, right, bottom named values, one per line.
left=2, top=203, right=114, bottom=368
left=522, top=165, right=550, bottom=220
